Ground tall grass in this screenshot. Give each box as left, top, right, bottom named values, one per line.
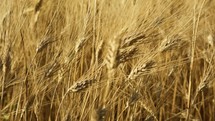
left=0, top=0, right=215, bottom=121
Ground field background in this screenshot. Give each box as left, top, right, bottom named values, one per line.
left=0, top=0, right=215, bottom=121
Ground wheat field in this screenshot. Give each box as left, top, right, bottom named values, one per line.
left=0, top=0, right=215, bottom=121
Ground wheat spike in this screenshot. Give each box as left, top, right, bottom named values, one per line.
left=128, top=60, right=155, bottom=80
left=159, top=36, right=180, bottom=52
left=36, top=36, right=55, bottom=52
left=90, top=107, right=107, bottom=121
left=35, top=0, right=43, bottom=13
left=45, top=62, right=59, bottom=77
left=122, top=33, right=146, bottom=48
left=207, top=34, right=214, bottom=47
left=126, top=90, right=139, bottom=107
left=192, top=66, right=214, bottom=105
left=1, top=41, right=11, bottom=102
left=75, top=37, right=88, bottom=53
left=69, top=79, right=96, bottom=92
left=0, top=58, right=2, bottom=70
left=105, top=39, right=120, bottom=71
left=117, top=45, right=137, bottom=63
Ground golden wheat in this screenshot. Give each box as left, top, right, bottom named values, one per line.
left=0, top=0, right=215, bottom=121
